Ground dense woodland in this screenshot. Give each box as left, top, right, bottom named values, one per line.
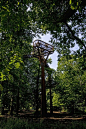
left=0, top=0, right=86, bottom=119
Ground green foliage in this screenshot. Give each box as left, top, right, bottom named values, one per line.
left=52, top=93, right=60, bottom=107
left=0, top=84, right=3, bottom=91
left=0, top=0, right=86, bottom=117
left=0, top=118, right=47, bottom=129
left=0, top=118, right=86, bottom=129
left=0, top=0, right=37, bottom=84
left=30, top=0, right=86, bottom=62
left=54, top=55, right=86, bottom=112
left=69, top=0, right=82, bottom=10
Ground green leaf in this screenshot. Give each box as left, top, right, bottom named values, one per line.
left=0, top=84, right=3, bottom=91
left=15, top=62, right=20, bottom=69
left=0, top=72, right=6, bottom=81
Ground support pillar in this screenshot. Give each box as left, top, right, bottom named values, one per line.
left=41, top=63, right=46, bottom=117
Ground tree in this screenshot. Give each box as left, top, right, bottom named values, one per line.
left=29, top=2, right=86, bottom=112
left=29, top=0, right=86, bottom=62
left=54, top=55, right=86, bottom=113
left=0, top=1, right=38, bottom=115
left=0, top=0, right=86, bottom=117
left=24, top=57, right=41, bottom=111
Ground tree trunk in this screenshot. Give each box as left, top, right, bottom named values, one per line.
left=16, top=87, right=19, bottom=115
left=1, top=106, right=4, bottom=115
left=36, top=64, right=40, bottom=115
left=49, top=74, right=53, bottom=114
left=10, top=96, right=14, bottom=116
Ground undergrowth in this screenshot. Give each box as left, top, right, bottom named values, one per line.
left=0, top=118, right=86, bottom=129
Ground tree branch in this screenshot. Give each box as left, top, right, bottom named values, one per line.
left=59, top=7, right=76, bottom=22
left=64, top=22, right=86, bottom=50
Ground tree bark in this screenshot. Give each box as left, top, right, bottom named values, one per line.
left=10, top=96, right=14, bottom=116
left=16, top=87, right=19, bottom=115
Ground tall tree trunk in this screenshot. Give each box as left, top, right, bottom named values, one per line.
left=16, top=87, right=19, bottom=115
left=48, top=73, right=53, bottom=114
left=10, top=96, right=14, bottom=116
left=36, top=64, right=40, bottom=115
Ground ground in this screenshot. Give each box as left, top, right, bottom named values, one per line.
left=0, top=110, right=86, bottom=122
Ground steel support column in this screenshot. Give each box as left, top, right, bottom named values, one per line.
left=41, top=63, right=46, bottom=117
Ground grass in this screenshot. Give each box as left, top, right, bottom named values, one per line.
left=0, top=118, right=44, bottom=129
left=0, top=109, right=86, bottom=129
left=0, top=117, right=86, bottom=129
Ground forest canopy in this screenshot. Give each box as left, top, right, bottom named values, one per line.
left=0, top=0, right=86, bottom=115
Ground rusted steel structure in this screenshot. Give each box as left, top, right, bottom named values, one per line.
left=32, top=40, right=54, bottom=117
left=24, top=39, right=54, bottom=117
left=32, top=40, right=54, bottom=60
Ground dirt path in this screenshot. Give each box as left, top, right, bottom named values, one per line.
left=0, top=110, right=86, bottom=122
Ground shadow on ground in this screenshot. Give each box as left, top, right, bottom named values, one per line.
left=0, top=110, right=86, bottom=123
